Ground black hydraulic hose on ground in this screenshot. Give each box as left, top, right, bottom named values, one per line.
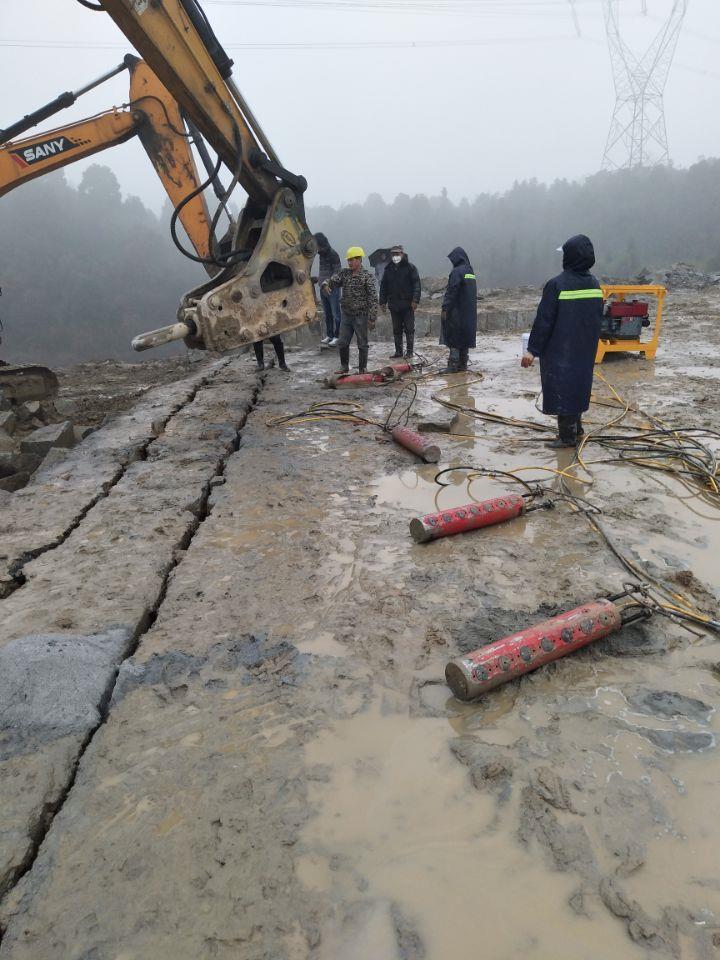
left=434, top=465, right=540, bottom=499
left=76, top=0, right=103, bottom=8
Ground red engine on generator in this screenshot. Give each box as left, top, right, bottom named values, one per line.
left=601, top=299, right=650, bottom=340
left=607, top=300, right=649, bottom=318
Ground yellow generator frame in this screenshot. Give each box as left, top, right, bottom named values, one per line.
left=596, top=284, right=666, bottom=363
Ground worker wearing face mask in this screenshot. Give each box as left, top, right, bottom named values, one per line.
left=379, top=244, right=421, bottom=359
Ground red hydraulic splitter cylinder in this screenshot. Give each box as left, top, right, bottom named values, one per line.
left=410, top=494, right=526, bottom=542
left=445, top=590, right=651, bottom=701
left=326, top=363, right=413, bottom=389
left=391, top=425, right=440, bottom=463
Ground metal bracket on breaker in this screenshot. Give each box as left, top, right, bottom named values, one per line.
left=132, top=187, right=318, bottom=352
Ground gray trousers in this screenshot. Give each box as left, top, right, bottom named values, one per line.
left=338, top=312, right=369, bottom=351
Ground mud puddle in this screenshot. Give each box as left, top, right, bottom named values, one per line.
left=299, top=702, right=653, bottom=959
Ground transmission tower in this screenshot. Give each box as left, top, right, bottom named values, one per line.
left=602, top=0, right=688, bottom=170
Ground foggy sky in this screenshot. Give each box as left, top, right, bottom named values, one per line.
left=2, top=0, right=718, bottom=212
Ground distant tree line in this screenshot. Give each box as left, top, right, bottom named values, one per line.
left=2, top=159, right=719, bottom=364
left=309, top=159, right=720, bottom=286
left=0, top=165, right=205, bottom=365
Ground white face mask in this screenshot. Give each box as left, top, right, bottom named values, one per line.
left=392, top=255, right=402, bottom=264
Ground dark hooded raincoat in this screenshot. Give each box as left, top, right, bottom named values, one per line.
left=440, top=247, right=477, bottom=349
left=527, top=235, right=603, bottom=416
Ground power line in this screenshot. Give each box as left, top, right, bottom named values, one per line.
left=0, top=35, right=572, bottom=50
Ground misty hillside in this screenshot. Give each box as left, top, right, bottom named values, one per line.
left=0, top=166, right=205, bottom=366
left=2, top=159, right=720, bottom=365
left=310, top=159, right=720, bottom=283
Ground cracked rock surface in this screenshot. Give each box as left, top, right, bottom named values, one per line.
left=1, top=290, right=719, bottom=959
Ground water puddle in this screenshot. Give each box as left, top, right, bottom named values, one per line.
left=299, top=704, right=651, bottom=959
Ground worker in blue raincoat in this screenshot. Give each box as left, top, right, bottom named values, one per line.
left=522, top=234, right=603, bottom=447
left=440, top=246, right=477, bottom=373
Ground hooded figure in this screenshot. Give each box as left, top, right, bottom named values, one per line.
left=524, top=234, right=603, bottom=447
left=440, top=247, right=477, bottom=372
left=314, top=232, right=342, bottom=344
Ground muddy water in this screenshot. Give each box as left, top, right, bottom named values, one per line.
left=301, top=705, right=650, bottom=960
left=297, top=321, right=720, bottom=957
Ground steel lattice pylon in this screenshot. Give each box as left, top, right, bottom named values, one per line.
left=602, top=0, right=688, bottom=170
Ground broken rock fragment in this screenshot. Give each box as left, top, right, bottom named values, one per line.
left=20, top=420, right=75, bottom=458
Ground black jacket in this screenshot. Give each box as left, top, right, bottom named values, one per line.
left=527, top=234, right=603, bottom=416
left=440, top=247, right=477, bottom=349
left=379, top=255, right=421, bottom=310
left=314, top=232, right=341, bottom=284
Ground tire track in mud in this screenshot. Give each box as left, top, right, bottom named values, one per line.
left=0, top=365, right=266, bottom=919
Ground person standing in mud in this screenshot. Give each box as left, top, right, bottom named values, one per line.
left=440, top=247, right=477, bottom=373
left=379, top=244, right=421, bottom=359
left=521, top=234, right=603, bottom=448
left=314, top=232, right=342, bottom=346
left=321, top=246, right=378, bottom=374
left=253, top=335, right=290, bottom=372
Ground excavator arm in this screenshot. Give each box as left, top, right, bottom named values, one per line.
left=98, top=0, right=318, bottom=353
left=0, top=57, right=218, bottom=273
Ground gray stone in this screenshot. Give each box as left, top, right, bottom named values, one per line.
left=19, top=420, right=75, bottom=457
left=0, top=628, right=134, bottom=760
left=73, top=424, right=95, bottom=443
left=0, top=429, right=14, bottom=453
left=0, top=452, right=19, bottom=478
left=17, top=401, right=44, bottom=424
left=38, top=447, right=71, bottom=471
left=0, top=451, right=42, bottom=478
left=0, top=472, right=29, bottom=493
left=0, top=410, right=17, bottom=435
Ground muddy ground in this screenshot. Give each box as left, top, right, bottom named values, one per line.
left=54, top=355, right=207, bottom=428
left=0, top=289, right=719, bottom=959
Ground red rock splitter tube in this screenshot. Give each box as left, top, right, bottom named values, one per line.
left=445, top=594, right=651, bottom=701
left=390, top=426, right=441, bottom=463
left=410, top=494, right=526, bottom=543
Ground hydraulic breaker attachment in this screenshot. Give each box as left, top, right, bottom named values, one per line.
left=132, top=187, right=317, bottom=352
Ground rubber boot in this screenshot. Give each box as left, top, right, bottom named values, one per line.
left=273, top=338, right=290, bottom=372
left=576, top=414, right=584, bottom=438
left=338, top=345, right=350, bottom=374
left=458, top=348, right=469, bottom=372
left=404, top=334, right=414, bottom=359
left=390, top=333, right=403, bottom=359
left=358, top=348, right=368, bottom=374
left=438, top=348, right=460, bottom=375
left=547, top=414, right=577, bottom=448
left=253, top=342, right=265, bottom=371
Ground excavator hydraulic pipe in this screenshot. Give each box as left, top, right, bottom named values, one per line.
left=445, top=599, right=623, bottom=701
left=391, top=426, right=441, bottom=463
left=0, top=58, right=132, bottom=145
left=131, top=322, right=194, bottom=352
left=410, top=494, right=525, bottom=544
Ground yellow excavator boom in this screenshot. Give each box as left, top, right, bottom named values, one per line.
left=0, top=57, right=217, bottom=272
left=98, top=0, right=317, bottom=354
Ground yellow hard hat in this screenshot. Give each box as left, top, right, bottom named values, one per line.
left=346, top=246, right=365, bottom=260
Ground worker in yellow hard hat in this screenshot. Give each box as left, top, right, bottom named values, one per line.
left=321, top=246, right=378, bottom=374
